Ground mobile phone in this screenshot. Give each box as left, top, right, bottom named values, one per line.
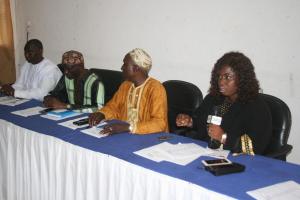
left=204, top=162, right=245, bottom=176
left=158, top=135, right=173, bottom=141
left=39, top=108, right=54, bottom=114
left=201, top=158, right=232, bottom=166
left=73, top=118, right=89, bottom=126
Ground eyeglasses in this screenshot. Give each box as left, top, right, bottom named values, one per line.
left=218, top=73, right=235, bottom=81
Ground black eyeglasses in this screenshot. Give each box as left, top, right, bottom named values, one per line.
left=218, top=73, right=235, bottom=81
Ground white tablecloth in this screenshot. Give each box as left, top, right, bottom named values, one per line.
left=0, top=119, right=232, bottom=200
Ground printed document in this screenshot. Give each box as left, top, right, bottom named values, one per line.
left=41, top=109, right=82, bottom=120
left=247, top=180, right=300, bottom=200
left=134, top=142, right=211, bottom=165
left=81, top=125, right=108, bottom=138
left=11, top=106, right=45, bottom=117
left=0, top=96, right=29, bottom=106
left=58, top=116, right=89, bottom=130
left=205, top=147, right=230, bottom=158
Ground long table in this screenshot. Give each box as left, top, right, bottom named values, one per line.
left=1, top=99, right=300, bottom=200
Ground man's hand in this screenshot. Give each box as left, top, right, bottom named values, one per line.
left=0, top=84, right=15, bottom=96
left=89, top=112, right=105, bottom=127
left=43, top=96, right=67, bottom=109
left=176, top=113, right=193, bottom=127
left=100, top=123, right=130, bottom=135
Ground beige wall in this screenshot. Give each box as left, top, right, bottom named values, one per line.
left=11, top=0, right=300, bottom=164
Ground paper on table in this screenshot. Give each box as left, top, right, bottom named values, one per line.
left=134, top=142, right=172, bottom=162
left=58, top=116, right=89, bottom=130
left=247, top=181, right=300, bottom=200
left=0, top=96, right=13, bottom=103
left=40, top=110, right=82, bottom=121
left=164, top=143, right=211, bottom=165
left=47, top=109, right=80, bottom=117
left=81, top=125, right=108, bottom=138
left=0, top=96, right=29, bottom=106
left=80, top=121, right=108, bottom=138
left=134, top=142, right=211, bottom=165
left=204, top=147, right=230, bottom=158
left=11, top=106, right=45, bottom=117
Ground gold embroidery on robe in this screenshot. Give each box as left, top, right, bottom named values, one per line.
left=126, top=78, right=149, bottom=132
left=241, top=134, right=255, bottom=155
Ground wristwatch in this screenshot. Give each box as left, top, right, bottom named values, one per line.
left=221, top=133, right=227, bottom=144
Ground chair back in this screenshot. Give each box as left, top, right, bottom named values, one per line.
left=90, top=68, right=124, bottom=103
left=260, top=93, right=292, bottom=160
left=163, top=80, right=203, bottom=133
left=57, top=63, right=65, bottom=73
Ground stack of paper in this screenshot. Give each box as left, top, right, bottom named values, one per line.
left=247, top=181, right=300, bottom=200
left=58, top=116, right=89, bottom=130
left=0, top=96, right=29, bottom=106
left=41, top=109, right=82, bottom=120
left=134, top=142, right=212, bottom=166
left=205, top=147, right=230, bottom=158
left=11, top=106, right=45, bottom=117
left=80, top=121, right=108, bottom=138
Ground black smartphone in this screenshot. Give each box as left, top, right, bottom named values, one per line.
left=73, top=118, right=89, bottom=126
left=158, top=135, right=173, bottom=141
left=204, top=162, right=245, bottom=176
left=39, top=108, right=54, bottom=114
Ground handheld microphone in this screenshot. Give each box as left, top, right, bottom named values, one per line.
left=207, top=106, right=222, bottom=149
left=207, top=106, right=222, bottom=125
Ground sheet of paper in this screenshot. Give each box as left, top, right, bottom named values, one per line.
left=40, top=111, right=82, bottom=121
left=134, top=142, right=172, bottom=162
left=134, top=142, right=211, bottom=165
left=203, top=147, right=230, bottom=158
left=0, top=96, right=12, bottom=102
left=165, top=143, right=212, bottom=165
left=58, top=116, right=89, bottom=130
left=0, top=96, right=29, bottom=106
left=11, top=106, right=45, bottom=117
left=80, top=126, right=108, bottom=138
left=47, top=109, right=69, bottom=115
left=247, top=181, right=300, bottom=200
left=58, top=117, right=108, bottom=130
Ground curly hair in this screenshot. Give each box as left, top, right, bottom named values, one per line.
left=209, top=52, right=260, bottom=103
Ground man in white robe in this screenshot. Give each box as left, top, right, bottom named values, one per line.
left=0, top=39, right=62, bottom=101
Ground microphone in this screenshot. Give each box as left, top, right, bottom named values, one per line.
left=207, top=106, right=222, bottom=149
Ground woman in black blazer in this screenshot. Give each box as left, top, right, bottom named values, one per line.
left=176, top=52, right=272, bottom=155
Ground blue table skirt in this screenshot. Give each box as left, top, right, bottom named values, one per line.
left=1, top=99, right=300, bottom=199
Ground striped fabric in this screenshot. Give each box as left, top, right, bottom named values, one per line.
left=65, top=73, right=104, bottom=108
left=65, top=78, right=75, bottom=104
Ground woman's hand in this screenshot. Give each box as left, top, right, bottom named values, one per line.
left=176, top=114, right=193, bottom=127
left=207, top=124, right=224, bottom=142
